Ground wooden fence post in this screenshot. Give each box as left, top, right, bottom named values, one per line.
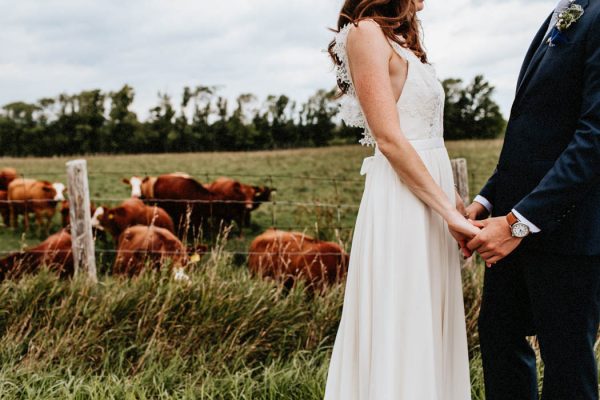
left=451, top=158, right=469, bottom=204
left=450, top=158, right=475, bottom=269
left=66, top=159, right=97, bottom=283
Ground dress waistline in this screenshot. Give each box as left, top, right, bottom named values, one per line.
left=362, top=137, right=445, bottom=175
left=374, top=137, right=445, bottom=156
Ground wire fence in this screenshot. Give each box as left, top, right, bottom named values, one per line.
left=0, top=169, right=362, bottom=265
left=4, top=170, right=367, bottom=184
left=1, top=158, right=470, bottom=274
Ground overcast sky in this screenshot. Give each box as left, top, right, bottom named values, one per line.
left=0, top=0, right=556, bottom=119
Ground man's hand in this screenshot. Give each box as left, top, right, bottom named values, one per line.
left=467, top=216, right=524, bottom=266
left=465, top=201, right=489, bottom=220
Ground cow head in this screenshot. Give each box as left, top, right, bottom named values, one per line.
left=252, top=186, right=275, bottom=210
left=94, top=206, right=130, bottom=239
left=52, top=182, right=66, bottom=201
left=123, top=176, right=143, bottom=198
left=91, top=206, right=105, bottom=231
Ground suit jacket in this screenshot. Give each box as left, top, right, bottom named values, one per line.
left=479, top=0, right=600, bottom=255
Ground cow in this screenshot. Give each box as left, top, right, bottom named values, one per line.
left=205, top=177, right=251, bottom=234
left=0, top=190, right=8, bottom=227
left=7, top=178, right=66, bottom=234
left=247, top=228, right=349, bottom=293
left=207, top=177, right=275, bottom=230
left=113, top=225, right=207, bottom=279
left=0, top=229, right=73, bottom=281
left=91, top=198, right=174, bottom=241
left=146, top=175, right=233, bottom=238
left=123, top=172, right=191, bottom=199
left=0, top=168, right=17, bottom=190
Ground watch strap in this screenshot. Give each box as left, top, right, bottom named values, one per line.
left=506, top=211, right=519, bottom=226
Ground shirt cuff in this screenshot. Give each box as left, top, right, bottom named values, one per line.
left=474, top=195, right=493, bottom=214
left=512, top=208, right=541, bottom=233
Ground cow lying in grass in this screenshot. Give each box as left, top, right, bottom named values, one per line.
left=113, top=225, right=208, bottom=281
left=248, top=228, right=349, bottom=293
left=0, top=229, right=73, bottom=281
left=92, top=198, right=174, bottom=240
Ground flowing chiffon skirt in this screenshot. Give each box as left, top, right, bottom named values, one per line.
left=324, top=137, right=471, bottom=400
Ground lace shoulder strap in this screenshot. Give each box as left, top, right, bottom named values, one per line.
left=331, top=22, right=375, bottom=146
left=331, top=21, right=411, bottom=147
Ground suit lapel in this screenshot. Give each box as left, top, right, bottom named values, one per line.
left=513, top=0, right=590, bottom=105
left=514, top=12, right=553, bottom=99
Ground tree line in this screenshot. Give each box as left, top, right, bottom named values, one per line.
left=0, top=75, right=505, bottom=157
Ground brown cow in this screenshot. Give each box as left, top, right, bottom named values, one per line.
left=113, top=225, right=207, bottom=279
left=123, top=172, right=191, bottom=199
left=248, top=228, right=349, bottom=292
left=147, top=175, right=233, bottom=237
left=0, top=190, right=8, bottom=226
left=0, top=168, right=17, bottom=190
left=7, top=178, right=66, bottom=234
left=0, top=229, right=73, bottom=281
left=91, top=198, right=174, bottom=240
left=207, top=177, right=275, bottom=229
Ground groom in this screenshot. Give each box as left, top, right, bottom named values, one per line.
left=461, top=0, right=600, bottom=399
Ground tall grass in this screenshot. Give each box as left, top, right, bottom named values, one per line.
left=0, top=230, right=346, bottom=399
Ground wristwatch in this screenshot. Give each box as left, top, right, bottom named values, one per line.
left=506, top=212, right=530, bottom=238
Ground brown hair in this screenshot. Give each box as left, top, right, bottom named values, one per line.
left=328, top=0, right=427, bottom=94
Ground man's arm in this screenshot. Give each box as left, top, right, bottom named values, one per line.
left=478, top=166, right=499, bottom=208
left=463, top=166, right=498, bottom=221
left=513, top=12, right=600, bottom=232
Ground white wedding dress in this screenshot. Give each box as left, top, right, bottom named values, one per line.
left=323, top=22, right=471, bottom=400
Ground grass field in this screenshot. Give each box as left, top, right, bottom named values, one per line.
left=0, top=139, right=588, bottom=399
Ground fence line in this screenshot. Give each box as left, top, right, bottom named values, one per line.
left=0, top=157, right=472, bottom=271
left=0, top=249, right=351, bottom=256
left=8, top=170, right=366, bottom=184
left=0, top=198, right=362, bottom=208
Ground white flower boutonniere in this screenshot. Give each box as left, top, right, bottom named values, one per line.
left=548, top=1, right=585, bottom=46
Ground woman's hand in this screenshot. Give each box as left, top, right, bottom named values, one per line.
left=447, top=210, right=480, bottom=258
left=455, top=189, right=466, bottom=217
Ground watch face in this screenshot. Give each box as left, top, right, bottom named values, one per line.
left=512, top=222, right=530, bottom=238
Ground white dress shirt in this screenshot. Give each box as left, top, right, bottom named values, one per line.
left=474, top=195, right=541, bottom=233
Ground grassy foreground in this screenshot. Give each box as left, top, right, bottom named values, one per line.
left=1, top=140, right=592, bottom=399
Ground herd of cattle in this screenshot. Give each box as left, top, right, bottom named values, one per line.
left=0, top=166, right=350, bottom=292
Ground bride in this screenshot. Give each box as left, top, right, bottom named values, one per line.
left=323, top=0, right=478, bottom=399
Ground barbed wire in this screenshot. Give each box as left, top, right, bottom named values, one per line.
left=0, top=198, right=361, bottom=209
left=6, top=170, right=366, bottom=183
left=0, top=249, right=351, bottom=257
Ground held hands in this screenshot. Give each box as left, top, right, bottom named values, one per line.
left=464, top=201, right=489, bottom=220
left=466, top=218, right=523, bottom=266
left=449, top=195, right=481, bottom=258
left=451, top=202, right=524, bottom=266
left=447, top=209, right=481, bottom=258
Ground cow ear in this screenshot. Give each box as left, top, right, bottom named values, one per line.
left=142, top=177, right=150, bottom=183
left=42, top=186, right=54, bottom=193
left=122, top=178, right=130, bottom=185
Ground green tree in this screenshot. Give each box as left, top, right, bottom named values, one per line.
left=442, top=75, right=505, bottom=140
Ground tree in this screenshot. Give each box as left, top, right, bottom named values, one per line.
left=442, top=75, right=506, bottom=140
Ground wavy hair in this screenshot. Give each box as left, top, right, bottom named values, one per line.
left=327, top=0, right=427, bottom=94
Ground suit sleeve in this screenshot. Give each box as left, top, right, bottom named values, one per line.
left=478, top=165, right=499, bottom=206
left=513, top=11, right=600, bottom=232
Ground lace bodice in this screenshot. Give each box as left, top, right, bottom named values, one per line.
left=332, top=21, right=445, bottom=147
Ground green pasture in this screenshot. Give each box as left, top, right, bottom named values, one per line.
left=0, top=140, right=580, bottom=399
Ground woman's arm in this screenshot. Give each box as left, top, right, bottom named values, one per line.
left=346, top=20, right=478, bottom=237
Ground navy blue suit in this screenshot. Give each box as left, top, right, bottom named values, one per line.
left=477, top=0, right=600, bottom=398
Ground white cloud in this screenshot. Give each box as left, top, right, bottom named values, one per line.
left=0, top=0, right=557, bottom=118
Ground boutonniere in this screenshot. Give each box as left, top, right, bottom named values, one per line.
left=547, top=1, right=585, bottom=47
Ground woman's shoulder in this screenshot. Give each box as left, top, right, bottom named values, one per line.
left=345, top=18, right=386, bottom=41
